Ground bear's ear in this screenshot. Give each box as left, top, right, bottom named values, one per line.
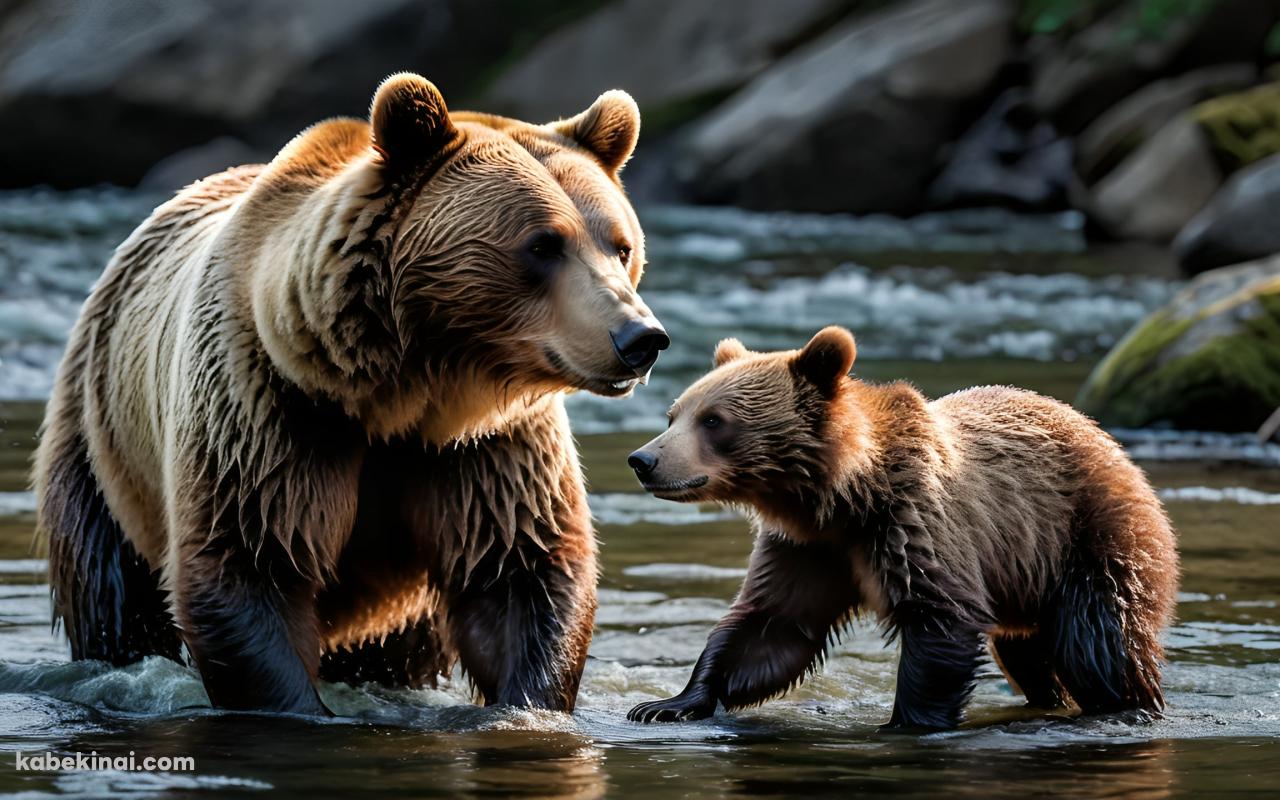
left=713, top=338, right=750, bottom=368
left=369, top=72, right=457, bottom=167
left=793, top=327, right=856, bottom=398
left=552, top=90, right=640, bottom=175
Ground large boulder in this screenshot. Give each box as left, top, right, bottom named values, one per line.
left=1075, top=63, right=1257, bottom=184
left=1085, top=114, right=1222, bottom=241
left=1077, top=258, right=1280, bottom=432
left=928, top=88, right=1073, bottom=211
left=672, top=0, right=1014, bottom=214
left=480, top=0, right=855, bottom=124
left=1030, top=0, right=1280, bottom=134
left=0, top=0, right=586, bottom=188
left=1174, top=155, right=1280, bottom=275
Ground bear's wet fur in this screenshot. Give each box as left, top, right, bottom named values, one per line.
left=626, top=327, right=1179, bottom=730
left=36, top=73, right=666, bottom=714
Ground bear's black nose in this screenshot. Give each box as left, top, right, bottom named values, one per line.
left=627, top=450, right=658, bottom=477
left=611, top=319, right=670, bottom=375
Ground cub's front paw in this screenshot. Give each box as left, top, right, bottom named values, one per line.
left=627, top=689, right=716, bottom=723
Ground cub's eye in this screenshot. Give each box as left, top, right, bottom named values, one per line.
left=617, top=243, right=632, bottom=265
left=526, top=232, right=565, bottom=261
left=701, top=413, right=723, bottom=429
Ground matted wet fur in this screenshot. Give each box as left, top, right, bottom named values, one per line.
left=626, top=327, right=1179, bottom=730
left=35, top=73, right=662, bottom=714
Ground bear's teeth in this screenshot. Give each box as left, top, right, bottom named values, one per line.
left=610, top=380, right=631, bottom=390
left=638, top=372, right=650, bottom=386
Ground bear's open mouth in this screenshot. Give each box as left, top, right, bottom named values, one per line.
left=641, top=475, right=709, bottom=496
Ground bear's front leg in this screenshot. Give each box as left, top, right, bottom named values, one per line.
left=178, top=540, right=329, bottom=716
left=432, top=410, right=597, bottom=712
left=449, top=540, right=595, bottom=711
left=630, top=531, right=857, bottom=722
left=882, top=611, right=986, bottom=732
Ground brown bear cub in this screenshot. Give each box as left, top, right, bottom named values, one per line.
left=626, top=327, right=1179, bottom=730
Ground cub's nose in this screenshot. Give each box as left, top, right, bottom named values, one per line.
left=627, top=449, right=658, bottom=478
left=611, top=319, right=670, bottom=375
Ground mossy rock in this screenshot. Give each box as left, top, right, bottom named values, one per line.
left=1076, top=257, right=1280, bottom=431
left=1194, top=82, right=1280, bottom=173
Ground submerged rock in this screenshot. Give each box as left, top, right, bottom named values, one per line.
left=674, top=0, right=1014, bottom=214
left=1077, top=258, right=1280, bottom=432
left=1175, top=154, right=1280, bottom=275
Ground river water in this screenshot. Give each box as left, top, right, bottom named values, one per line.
left=0, top=190, right=1277, bottom=797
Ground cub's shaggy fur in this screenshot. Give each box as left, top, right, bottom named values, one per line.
left=626, top=327, right=1179, bottom=729
left=36, top=73, right=666, bottom=713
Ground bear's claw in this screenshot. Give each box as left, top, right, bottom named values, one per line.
left=627, top=692, right=716, bottom=723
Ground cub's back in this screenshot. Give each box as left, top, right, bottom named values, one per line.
left=926, top=386, right=1106, bottom=607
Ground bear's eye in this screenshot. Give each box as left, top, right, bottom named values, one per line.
left=526, top=232, right=565, bottom=262
left=701, top=413, right=722, bottom=429
left=617, top=243, right=632, bottom=265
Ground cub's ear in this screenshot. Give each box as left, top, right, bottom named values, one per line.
left=369, top=72, right=457, bottom=166
left=713, top=338, right=750, bottom=368
left=552, top=90, right=640, bottom=174
left=794, top=327, right=856, bottom=398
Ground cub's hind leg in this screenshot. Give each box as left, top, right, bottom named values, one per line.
left=1047, top=550, right=1168, bottom=714
left=990, top=632, right=1067, bottom=709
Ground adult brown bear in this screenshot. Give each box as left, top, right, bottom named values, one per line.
left=35, top=73, right=667, bottom=715
left=626, top=328, right=1178, bottom=730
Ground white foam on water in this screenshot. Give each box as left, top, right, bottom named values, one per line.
left=588, top=492, right=739, bottom=526
left=1115, top=428, right=1280, bottom=467
left=0, top=491, right=36, bottom=515
left=0, top=191, right=1176, bottom=443
left=50, top=771, right=273, bottom=797
left=1159, top=486, right=1280, bottom=505
left=622, top=563, right=750, bottom=580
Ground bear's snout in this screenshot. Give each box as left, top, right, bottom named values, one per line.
left=627, top=449, right=658, bottom=477
left=611, top=318, right=670, bottom=375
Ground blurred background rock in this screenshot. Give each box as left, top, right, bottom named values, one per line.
left=1, top=0, right=1279, bottom=433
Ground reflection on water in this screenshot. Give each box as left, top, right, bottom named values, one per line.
left=0, top=195, right=1276, bottom=796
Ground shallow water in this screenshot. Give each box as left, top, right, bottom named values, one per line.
left=0, top=193, right=1277, bottom=797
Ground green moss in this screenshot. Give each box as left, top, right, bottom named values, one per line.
left=1077, top=279, right=1280, bottom=431
left=1194, top=83, right=1280, bottom=173
left=1076, top=309, right=1193, bottom=425
left=1018, top=0, right=1219, bottom=40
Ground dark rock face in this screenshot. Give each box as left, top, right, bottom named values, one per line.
left=139, top=138, right=265, bottom=192
left=480, top=0, right=856, bottom=124
left=1077, top=258, right=1280, bottom=432
left=672, top=0, right=1014, bottom=214
left=1030, top=0, right=1280, bottom=135
left=0, top=0, right=589, bottom=188
left=929, top=88, right=1073, bottom=211
left=1175, top=155, right=1280, bottom=275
